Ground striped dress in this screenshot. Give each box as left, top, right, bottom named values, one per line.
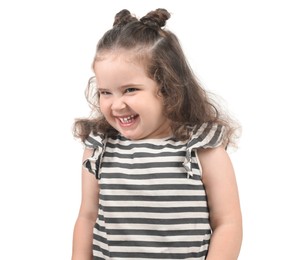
left=83, top=123, right=224, bottom=260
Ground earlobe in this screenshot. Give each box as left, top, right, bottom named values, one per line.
left=156, top=88, right=163, bottom=98
left=157, top=82, right=169, bottom=98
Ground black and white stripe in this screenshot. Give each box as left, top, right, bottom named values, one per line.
left=83, top=123, right=224, bottom=259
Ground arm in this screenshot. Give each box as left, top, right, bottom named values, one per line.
left=72, top=148, right=99, bottom=260
left=198, top=146, right=242, bottom=260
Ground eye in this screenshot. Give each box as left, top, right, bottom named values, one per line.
left=125, top=87, right=138, bottom=93
left=98, top=89, right=112, bottom=96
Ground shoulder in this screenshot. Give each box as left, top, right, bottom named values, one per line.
left=187, top=122, right=226, bottom=150
left=83, top=132, right=106, bottom=149
left=190, top=124, right=233, bottom=182
left=82, top=131, right=108, bottom=179
left=197, top=145, right=231, bottom=168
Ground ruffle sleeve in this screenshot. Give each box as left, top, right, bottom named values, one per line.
left=83, top=133, right=106, bottom=179
left=183, top=123, right=225, bottom=178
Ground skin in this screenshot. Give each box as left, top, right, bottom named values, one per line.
left=95, top=52, right=172, bottom=140
left=72, top=51, right=242, bottom=259
left=72, top=149, right=98, bottom=260
left=199, top=147, right=242, bottom=260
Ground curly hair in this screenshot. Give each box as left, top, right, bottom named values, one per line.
left=74, top=9, right=240, bottom=147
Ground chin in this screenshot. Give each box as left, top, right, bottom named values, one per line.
left=126, top=132, right=148, bottom=140
left=120, top=132, right=138, bottom=140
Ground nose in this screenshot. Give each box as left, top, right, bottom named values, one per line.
left=111, top=96, right=126, bottom=111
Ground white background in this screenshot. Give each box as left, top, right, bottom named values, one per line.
left=1, top=0, right=302, bottom=259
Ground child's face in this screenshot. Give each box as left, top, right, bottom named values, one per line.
left=94, top=52, right=172, bottom=140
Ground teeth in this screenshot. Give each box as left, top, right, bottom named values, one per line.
left=119, top=115, right=135, bottom=123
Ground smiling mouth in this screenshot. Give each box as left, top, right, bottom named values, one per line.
left=118, top=115, right=138, bottom=124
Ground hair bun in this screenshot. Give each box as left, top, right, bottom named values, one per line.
left=140, top=8, right=170, bottom=30
left=113, top=9, right=137, bottom=27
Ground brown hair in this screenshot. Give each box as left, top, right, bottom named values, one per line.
left=74, top=9, right=240, bottom=147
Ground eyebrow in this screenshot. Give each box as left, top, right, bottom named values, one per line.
left=98, top=83, right=143, bottom=90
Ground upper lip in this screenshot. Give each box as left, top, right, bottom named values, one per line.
left=114, top=114, right=137, bottom=118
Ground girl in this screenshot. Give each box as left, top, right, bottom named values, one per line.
left=72, top=8, right=242, bottom=260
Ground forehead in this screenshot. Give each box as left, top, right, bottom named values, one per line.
left=93, top=51, right=153, bottom=88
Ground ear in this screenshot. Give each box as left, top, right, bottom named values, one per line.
left=156, top=87, right=164, bottom=98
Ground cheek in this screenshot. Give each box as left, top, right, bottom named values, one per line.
left=145, top=98, right=165, bottom=116
left=154, top=96, right=165, bottom=112
left=99, top=99, right=111, bottom=114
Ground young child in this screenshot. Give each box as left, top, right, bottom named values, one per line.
left=72, top=8, right=242, bottom=260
